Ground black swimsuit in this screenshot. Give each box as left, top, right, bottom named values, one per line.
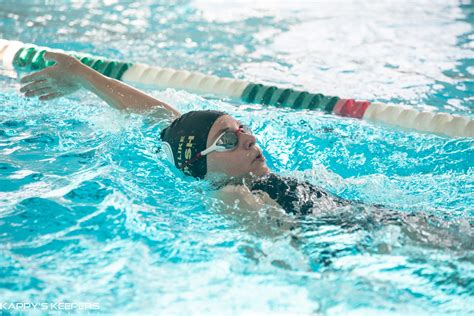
left=248, top=173, right=347, bottom=216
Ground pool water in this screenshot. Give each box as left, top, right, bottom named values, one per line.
left=1, top=0, right=473, bottom=314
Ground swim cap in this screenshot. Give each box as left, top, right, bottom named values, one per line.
left=160, top=110, right=227, bottom=179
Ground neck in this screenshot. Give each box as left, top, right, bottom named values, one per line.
left=206, top=170, right=273, bottom=189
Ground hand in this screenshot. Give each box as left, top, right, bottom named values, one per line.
left=19, top=51, right=84, bottom=101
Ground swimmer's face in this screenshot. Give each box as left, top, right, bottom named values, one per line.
left=205, top=115, right=270, bottom=180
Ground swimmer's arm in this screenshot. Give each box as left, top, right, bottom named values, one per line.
left=19, top=51, right=181, bottom=120
left=213, top=185, right=297, bottom=237
left=77, top=61, right=181, bottom=119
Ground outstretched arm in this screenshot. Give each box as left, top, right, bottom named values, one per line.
left=19, top=51, right=181, bottom=120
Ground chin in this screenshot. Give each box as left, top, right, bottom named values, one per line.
left=251, top=165, right=270, bottom=177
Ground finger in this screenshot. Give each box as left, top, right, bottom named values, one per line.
left=20, top=72, right=44, bottom=84
left=43, top=51, right=64, bottom=62
left=24, top=87, right=54, bottom=98
left=20, top=69, right=50, bottom=84
left=39, top=93, right=62, bottom=101
left=20, top=79, right=48, bottom=93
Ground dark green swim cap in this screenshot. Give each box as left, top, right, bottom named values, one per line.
left=160, top=110, right=227, bottom=179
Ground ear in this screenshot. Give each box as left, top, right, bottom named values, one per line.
left=162, top=142, right=175, bottom=165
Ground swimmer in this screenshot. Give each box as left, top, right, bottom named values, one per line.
left=18, top=51, right=332, bottom=216
left=18, top=52, right=472, bottom=249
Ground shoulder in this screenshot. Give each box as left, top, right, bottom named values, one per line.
left=213, top=184, right=281, bottom=211
left=212, top=184, right=297, bottom=236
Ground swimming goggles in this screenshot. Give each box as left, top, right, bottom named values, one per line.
left=180, top=124, right=252, bottom=170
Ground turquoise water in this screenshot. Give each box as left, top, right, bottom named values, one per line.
left=1, top=1, right=473, bottom=314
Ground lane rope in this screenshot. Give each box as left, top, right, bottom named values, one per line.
left=1, top=39, right=472, bottom=138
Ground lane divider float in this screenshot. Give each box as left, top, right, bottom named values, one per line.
left=1, top=39, right=472, bottom=138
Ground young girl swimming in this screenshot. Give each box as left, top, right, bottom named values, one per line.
left=19, top=51, right=342, bottom=216
left=18, top=51, right=472, bottom=249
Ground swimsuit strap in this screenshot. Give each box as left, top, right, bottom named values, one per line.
left=249, top=173, right=333, bottom=215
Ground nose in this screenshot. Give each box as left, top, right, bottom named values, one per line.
left=239, top=132, right=256, bottom=150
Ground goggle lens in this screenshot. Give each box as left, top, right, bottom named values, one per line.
left=216, top=133, right=238, bottom=149
left=215, top=124, right=252, bottom=150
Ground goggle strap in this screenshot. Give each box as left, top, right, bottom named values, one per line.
left=180, top=152, right=202, bottom=170
left=201, top=147, right=215, bottom=156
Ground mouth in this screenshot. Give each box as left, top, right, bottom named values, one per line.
left=254, top=151, right=265, bottom=162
